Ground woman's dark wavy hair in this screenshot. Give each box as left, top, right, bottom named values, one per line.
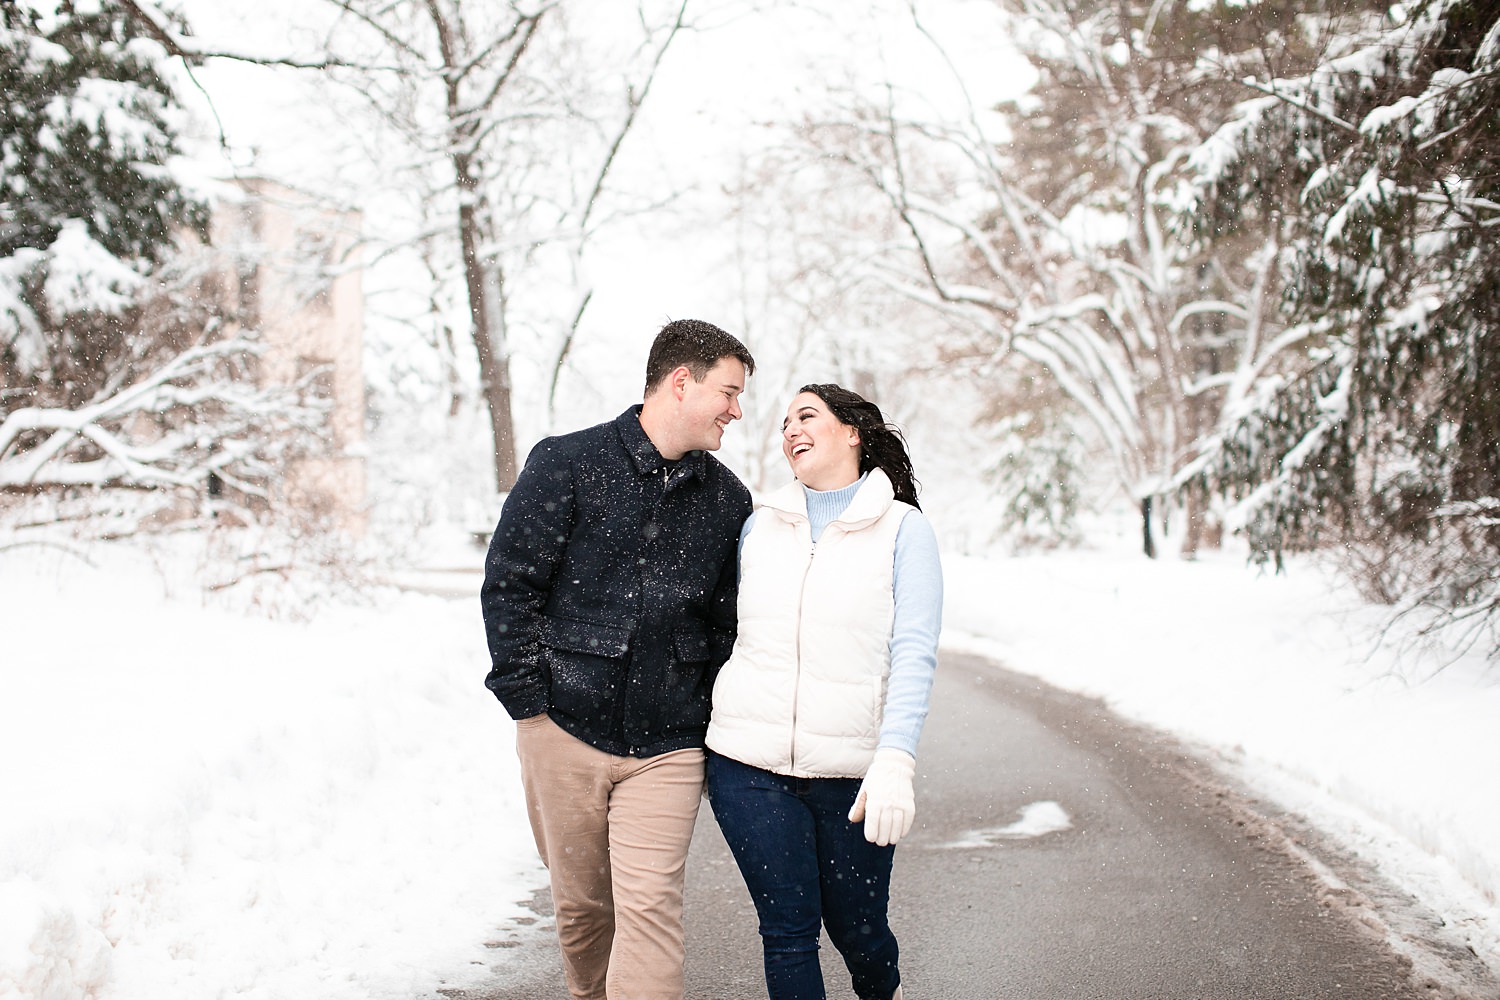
left=800, top=383, right=921, bottom=510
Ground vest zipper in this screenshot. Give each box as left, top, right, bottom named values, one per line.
left=789, top=535, right=816, bottom=771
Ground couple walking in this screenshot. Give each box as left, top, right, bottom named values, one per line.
left=480, top=319, right=943, bottom=1000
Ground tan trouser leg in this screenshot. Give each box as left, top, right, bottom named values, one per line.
left=516, top=715, right=703, bottom=1000
left=604, top=745, right=703, bottom=999
left=518, top=715, right=614, bottom=999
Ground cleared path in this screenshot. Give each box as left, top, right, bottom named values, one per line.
left=451, top=652, right=1495, bottom=999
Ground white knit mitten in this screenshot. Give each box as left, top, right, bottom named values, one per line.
left=847, top=748, right=917, bottom=846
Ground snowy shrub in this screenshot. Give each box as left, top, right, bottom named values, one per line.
left=982, top=392, right=1087, bottom=552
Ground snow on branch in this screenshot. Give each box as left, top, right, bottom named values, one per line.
left=0, top=339, right=326, bottom=493
left=116, top=0, right=399, bottom=72
left=1434, top=497, right=1500, bottom=528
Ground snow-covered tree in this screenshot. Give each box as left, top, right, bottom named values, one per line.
left=0, top=0, right=205, bottom=403
left=791, top=1, right=1222, bottom=554
left=789, top=0, right=1398, bottom=556
left=0, top=1, right=324, bottom=511
left=299, top=0, right=690, bottom=491
left=1180, top=0, right=1500, bottom=652
left=126, top=0, right=694, bottom=492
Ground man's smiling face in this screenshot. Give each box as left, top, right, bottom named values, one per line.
left=678, top=356, right=746, bottom=453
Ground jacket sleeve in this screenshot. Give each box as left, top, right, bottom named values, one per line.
left=480, top=437, right=575, bottom=719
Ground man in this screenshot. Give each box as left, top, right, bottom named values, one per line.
left=481, top=319, right=756, bottom=1000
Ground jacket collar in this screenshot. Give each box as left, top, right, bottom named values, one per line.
left=761, top=467, right=896, bottom=529
left=615, top=405, right=707, bottom=485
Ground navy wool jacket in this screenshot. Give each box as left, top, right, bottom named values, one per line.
left=481, top=406, right=752, bottom=757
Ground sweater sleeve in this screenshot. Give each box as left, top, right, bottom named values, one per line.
left=734, top=509, right=759, bottom=582
left=878, top=510, right=943, bottom=758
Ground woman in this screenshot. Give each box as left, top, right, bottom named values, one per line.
left=706, top=383, right=942, bottom=1000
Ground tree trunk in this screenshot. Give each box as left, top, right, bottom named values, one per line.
left=1180, top=490, right=1204, bottom=560
left=431, top=0, right=527, bottom=496
left=1141, top=496, right=1156, bottom=559
left=458, top=183, right=518, bottom=493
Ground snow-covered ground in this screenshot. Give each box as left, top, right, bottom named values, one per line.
left=1, top=524, right=1496, bottom=999
left=0, top=533, right=542, bottom=1000
left=943, top=540, right=1500, bottom=975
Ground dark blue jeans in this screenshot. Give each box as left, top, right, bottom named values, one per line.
left=706, top=751, right=900, bottom=1000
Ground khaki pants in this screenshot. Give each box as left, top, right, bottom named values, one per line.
left=516, top=714, right=704, bottom=1000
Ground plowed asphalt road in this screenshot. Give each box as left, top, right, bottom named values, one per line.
left=447, top=651, right=1497, bottom=999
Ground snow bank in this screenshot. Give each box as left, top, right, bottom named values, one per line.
left=0, top=543, right=542, bottom=1000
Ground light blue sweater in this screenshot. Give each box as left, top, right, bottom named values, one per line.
left=738, top=473, right=943, bottom=759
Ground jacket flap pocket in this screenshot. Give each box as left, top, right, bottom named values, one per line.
left=544, top=617, right=630, bottom=657
left=673, top=630, right=711, bottom=662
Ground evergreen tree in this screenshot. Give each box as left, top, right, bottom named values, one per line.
left=1, top=0, right=205, bottom=407
left=0, top=2, right=328, bottom=511
left=1182, top=0, right=1500, bottom=650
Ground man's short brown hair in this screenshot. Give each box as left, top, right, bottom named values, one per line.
left=644, top=319, right=756, bottom=395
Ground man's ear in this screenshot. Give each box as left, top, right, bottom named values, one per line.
left=671, top=365, right=692, bottom=399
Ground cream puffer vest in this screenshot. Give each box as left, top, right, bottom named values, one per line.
left=706, top=468, right=913, bottom=778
